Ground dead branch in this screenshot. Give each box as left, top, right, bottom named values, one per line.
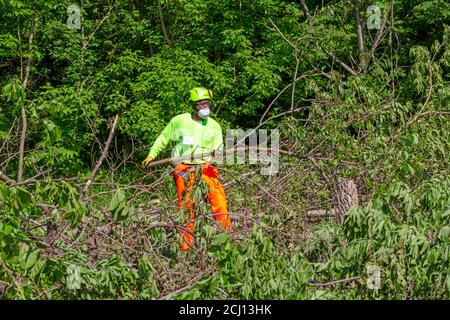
left=269, top=18, right=299, bottom=53
left=239, top=107, right=308, bottom=147
left=8, top=169, right=50, bottom=187
left=81, top=113, right=120, bottom=197
left=309, top=276, right=361, bottom=287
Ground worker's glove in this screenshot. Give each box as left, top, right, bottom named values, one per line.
left=142, top=156, right=154, bottom=168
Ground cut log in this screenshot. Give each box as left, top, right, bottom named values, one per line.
left=332, top=177, right=359, bottom=224
left=307, top=209, right=336, bottom=217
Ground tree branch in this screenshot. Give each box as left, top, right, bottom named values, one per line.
left=269, top=18, right=299, bottom=53
left=0, top=171, right=14, bottom=184
left=365, top=0, right=394, bottom=71
left=81, top=113, right=120, bottom=197
left=157, top=0, right=172, bottom=46
left=291, top=51, right=301, bottom=112
left=143, top=146, right=330, bottom=169
left=300, top=0, right=313, bottom=28
left=355, top=7, right=365, bottom=71
left=309, top=276, right=361, bottom=287
left=323, top=47, right=359, bottom=76
left=17, top=15, right=35, bottom=182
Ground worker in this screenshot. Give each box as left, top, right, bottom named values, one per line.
left=142, top=87, right=232, bottom=251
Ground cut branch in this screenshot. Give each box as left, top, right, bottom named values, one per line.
left=81, top=113, right=120, bottom=197
left=371, top=1, right=393, bottom=53
left=18, top=107, right=27, bottom=182
left=309, top=276, right=361, bottom=287
left=307, top=209, right=336, bottom=217
left=355, top=9, right=365, bottom=54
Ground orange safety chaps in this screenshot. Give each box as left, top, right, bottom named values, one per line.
left=173, top=162, right=232, bottom=251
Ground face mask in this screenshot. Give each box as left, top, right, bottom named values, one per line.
left=198, top=107, right=210, bottom=119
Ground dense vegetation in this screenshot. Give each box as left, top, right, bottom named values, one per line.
left=0, top=0, right=449, bottom=299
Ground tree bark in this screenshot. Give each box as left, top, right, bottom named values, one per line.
left=332, top=177, right=359, bottom=224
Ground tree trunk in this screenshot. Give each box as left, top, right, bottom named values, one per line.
left=17, top=15, right=35, bottom=182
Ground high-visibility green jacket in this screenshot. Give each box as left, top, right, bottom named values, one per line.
left=147, top=113, right=223, bottom=164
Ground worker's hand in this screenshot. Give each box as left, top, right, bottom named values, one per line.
left=142, top=156, right=154, bottom=168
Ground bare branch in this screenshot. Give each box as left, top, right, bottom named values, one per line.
left=309, top=276, right=361, bottom=287
left=323, top=47, right=359, bottom=76
left=0, top=171, right=14, bottom=184
left=81, top=113, right=120, bottom=197
left=300, top=0, right=313, bottom=28
left=291, top=51, right=301, bottom=112
left=18, top=15, right=35, bottom=182
left=307, top=209, right=336, bottom=217
left=365, top=0, right=394, bottom=70
left=269, top=18, right=299, bottom=53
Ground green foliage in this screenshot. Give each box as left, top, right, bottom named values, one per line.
left=108, top=188, right=133, bottom=222
left=176, top=176, right=450, bottom=299
left=0, top=0, right=449, bottom=300
left=0, top=181, right=159, bottom=299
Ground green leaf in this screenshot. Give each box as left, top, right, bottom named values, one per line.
left=404, top=134, right=419, bottom=146
left=17, top=187, right=32, bottom=209
left=20, top=248, right=39, bottom=270
left=109, top=189, right=128, bottom=222
left=210, top=232, right=229, bottom=247
left=0, top=184, right=9, bottom=203
left=438, top=226, right=450, bottom=239
left=447, top=276, right=450, bottom=293
left=401, top=163, right=415, bottom=176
